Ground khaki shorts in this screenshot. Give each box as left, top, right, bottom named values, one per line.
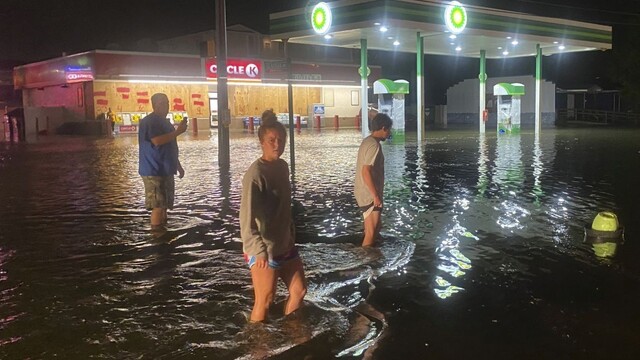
left=142, top=176, right=175, bottom=210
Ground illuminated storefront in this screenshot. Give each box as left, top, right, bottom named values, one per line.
left=14, top=50, right=380, bottom=139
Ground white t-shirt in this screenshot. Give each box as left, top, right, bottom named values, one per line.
left=354, top=135, right=384, bottom=207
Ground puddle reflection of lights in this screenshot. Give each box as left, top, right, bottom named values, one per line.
left=454, top=197, right=470, bottom=211
left=496, top=200, right=530, bottom=230
left=437, top=263, right=466, bottom=278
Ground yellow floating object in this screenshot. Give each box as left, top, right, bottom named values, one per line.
left=584, top=211, right=624, bottom=258
left=592, top=212, right=618, bottom=232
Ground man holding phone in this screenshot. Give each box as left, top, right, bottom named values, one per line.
left=138, top=93, right=188, bottom=231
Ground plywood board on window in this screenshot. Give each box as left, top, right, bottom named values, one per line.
left=323, top=88, right=334, bottom=107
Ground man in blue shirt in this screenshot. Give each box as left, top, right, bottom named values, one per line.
left=138, top=93, right=188, bottom=231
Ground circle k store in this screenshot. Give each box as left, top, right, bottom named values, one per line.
left=13, top=50, right=380, bottom=139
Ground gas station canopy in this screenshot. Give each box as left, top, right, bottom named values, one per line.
left=269, top=0, right=612, bottom=58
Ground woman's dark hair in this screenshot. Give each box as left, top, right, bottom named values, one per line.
left=370, top=113, right=393, bottom=131
left=258, top=109, right=286, bottom=142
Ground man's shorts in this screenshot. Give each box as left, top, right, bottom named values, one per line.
left=142, top=176, right=175, bottom=210
left=244, top=247, right=299, bottom=269
left=360, top=202, right=382, bottom=219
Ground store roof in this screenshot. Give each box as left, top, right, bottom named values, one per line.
left=269, top=0, right=612, bottom=59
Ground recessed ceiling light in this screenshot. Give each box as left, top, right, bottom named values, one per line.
left=324, top=34, right=332, bottom=40
left=553, top=41, right=559, bottom=44
left=449, top=34, right=457, bottom=39
left=380, top=26, right=388, bottom=32
left=497, top=46, right=502, bottom=50
left=506, top=36, right=512, bottom=39
left=502, top=50, right=509, bottom=55
left=450, top=42, right=455, bottom=45
left=511, top=40, right=519, bottom=45
left=393, top=40, right=400, bottom=46
left=558, top=45, right=565, bottom=50
left=374, top=22, right=381, bottom=26
left=387, top=36, right=393, bottom=40
left=455, top=46, right=462, bottom=51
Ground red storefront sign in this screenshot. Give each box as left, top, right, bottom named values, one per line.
left=205, top=59, right=262, bottom=79
left=118, top=125, right=138, bottom=133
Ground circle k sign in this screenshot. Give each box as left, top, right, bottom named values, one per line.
left=205, top=59, right=262, bottom=79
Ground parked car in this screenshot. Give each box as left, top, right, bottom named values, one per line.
left=277, top=113, right=308, bottom=127
left=242, top=116, right=261, bottom=128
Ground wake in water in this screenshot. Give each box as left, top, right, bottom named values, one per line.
left=229, top=236, right=415, bottom=359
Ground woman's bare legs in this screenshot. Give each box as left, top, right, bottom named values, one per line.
left=279, top=257, right=307, bottom=315
left=250, top=265, right=278, bottom=322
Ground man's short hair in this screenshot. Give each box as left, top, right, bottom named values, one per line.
left=370, top=113, right=392, bottom=131
left=151, top=93, right=168, bottom=108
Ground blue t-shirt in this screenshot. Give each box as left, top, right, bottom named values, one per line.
left=138, top=113, right=179, bottom=176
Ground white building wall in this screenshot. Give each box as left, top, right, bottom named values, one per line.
left=446, top=75, right=556, bottom=126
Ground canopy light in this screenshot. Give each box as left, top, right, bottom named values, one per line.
left=311, top=2, right=332, bottom=35
left=444, top=1, right=467, bottom=34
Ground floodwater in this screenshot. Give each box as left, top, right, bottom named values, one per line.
left=0, top=127, right=639, bottom=359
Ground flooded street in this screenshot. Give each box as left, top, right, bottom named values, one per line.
left=1, top=127, right=639, bottom=359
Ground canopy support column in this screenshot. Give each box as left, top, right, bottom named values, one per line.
left=417, top=32, right=425, bottom=143
left=479, top=49, right=486, bottom=134
left=360, top=39, right=369, bottom=138
left=535, top=43, right=542, bottom=133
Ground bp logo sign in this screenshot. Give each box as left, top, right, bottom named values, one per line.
left=444, top=1, right=467, bottom=34
left=311, top=2, right=332, bottom=34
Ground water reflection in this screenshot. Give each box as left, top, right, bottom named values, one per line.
left=494, top=134, right=529, bottom=231
left=531, top=134, right=544, bottom=204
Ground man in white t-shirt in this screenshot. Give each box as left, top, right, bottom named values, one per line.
left=354, top=113, right=392, bottom=246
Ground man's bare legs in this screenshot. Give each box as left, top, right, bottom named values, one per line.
left=362, top=209, right=381, bottom=247
left=150, top=208, right=168, bottom=229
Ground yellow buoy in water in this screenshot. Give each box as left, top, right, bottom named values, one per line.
left=584, top=211, right=624, bottom=258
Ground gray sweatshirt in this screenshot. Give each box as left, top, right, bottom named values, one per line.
left=240, top=158, right=295, bottom=260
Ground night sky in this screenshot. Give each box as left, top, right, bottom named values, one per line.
left=0, top=0, right=638, bottom=101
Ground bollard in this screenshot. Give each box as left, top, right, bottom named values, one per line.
left=248, top=116, right=254, bottom=133
left=295, top=115, right=301, bottom=132
left=314, top=115, right=322, bottom=130
left=355, top=115, right=361, bottom=130
left=333, top=114, right=339, bottom=130
left=190, top=117, right=198, bottom=135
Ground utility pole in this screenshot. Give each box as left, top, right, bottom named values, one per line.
left=215, top=0, right=230, bottom=167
